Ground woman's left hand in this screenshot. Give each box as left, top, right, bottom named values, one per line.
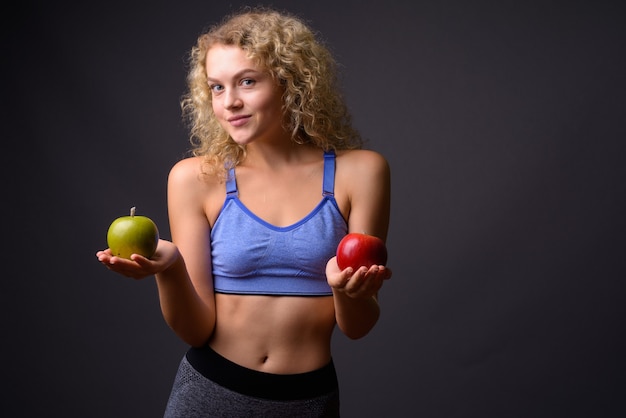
left=326, top=256, right=392, bottom=299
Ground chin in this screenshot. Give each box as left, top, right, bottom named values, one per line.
left=230, top=136, right=254, bottom=146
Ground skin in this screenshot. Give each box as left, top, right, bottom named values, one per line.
left=96, top=44, right=392, bottom=374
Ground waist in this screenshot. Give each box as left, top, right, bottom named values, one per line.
left=186, top=345, right=338, bottom=400
left=211, top=292, right=336, bottom=371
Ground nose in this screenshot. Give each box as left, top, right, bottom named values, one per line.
left=223, top=88, right=243, bottom=109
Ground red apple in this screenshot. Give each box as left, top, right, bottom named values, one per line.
left=107, top=207, right=159, bottom=259
left=336, top=233, right=387, bottom=270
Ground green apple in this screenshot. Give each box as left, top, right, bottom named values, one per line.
left=107, top=207, right=159, bottom=259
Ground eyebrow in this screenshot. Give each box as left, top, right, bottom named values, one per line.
left=206, top=68, right=263, bottom=83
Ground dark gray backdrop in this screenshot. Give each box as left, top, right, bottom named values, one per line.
left=4, top=0, right=625, bottom=417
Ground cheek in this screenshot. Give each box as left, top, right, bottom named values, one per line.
left=211, top=98, right=222, bottom=116
left=212, top=100, right=230, bottom=128
left=258, top=94, right=284, bottom=118
left=211, top=101, right=230, bottom=130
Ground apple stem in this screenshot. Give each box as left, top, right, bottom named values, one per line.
left=130, top=206, right=136, bottom=217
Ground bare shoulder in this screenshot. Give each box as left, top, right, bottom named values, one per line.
left=336, top=149, right=390, bottom=178
left=168, top=157, right=221, bottom=190
left=334, top=149, right=390, bottom=239
left=167, top=156, right=226, bottom=225
left=168, top=156, right=203, bottom=184
left=334, top=149, right=391, bottom=217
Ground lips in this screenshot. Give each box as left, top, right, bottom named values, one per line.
left=227, top=115, right=251, bottom=127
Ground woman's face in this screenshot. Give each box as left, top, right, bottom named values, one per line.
left=205, top=44, right=286, bottom=146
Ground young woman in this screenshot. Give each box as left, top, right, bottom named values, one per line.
left=97, top=7, right=391, bottom=417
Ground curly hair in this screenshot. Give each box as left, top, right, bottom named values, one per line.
left=180, top=7, right=362, bottom=178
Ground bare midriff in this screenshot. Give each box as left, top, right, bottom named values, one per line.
left=208, top=293, right=336, bottom=374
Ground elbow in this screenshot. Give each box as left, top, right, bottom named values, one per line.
left=178, top=329, right=213, bottom=348
left=344, top=330, right=370, bottom=340
left=187, top=336, right=212, bottom=348
left=168, top=318, right=215, bottom=348
left=339, top=316, right=379, bottom=340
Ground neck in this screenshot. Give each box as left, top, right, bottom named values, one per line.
left=243, top=140, right=318, bottom=169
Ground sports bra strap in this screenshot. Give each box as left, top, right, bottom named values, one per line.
left=226, top=168, right=237, bottom=196
left=322, top=150, right=335, bottom=196
left=225, top=150, right=335, bottom=197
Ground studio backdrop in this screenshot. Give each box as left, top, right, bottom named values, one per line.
left=4, top=0, right=625, bottom=417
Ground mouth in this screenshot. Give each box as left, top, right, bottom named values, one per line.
left=227, top=114, right=250, bottom=127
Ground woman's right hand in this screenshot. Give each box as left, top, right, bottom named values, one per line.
left=96, top=239, right=180, bottom=280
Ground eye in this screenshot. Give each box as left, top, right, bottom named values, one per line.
left=209, top=83, right=224, bottom=93
left=241, top=78, right=255, bottom=87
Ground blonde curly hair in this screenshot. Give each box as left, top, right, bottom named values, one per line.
left=180, top=7, right=362, bottom=178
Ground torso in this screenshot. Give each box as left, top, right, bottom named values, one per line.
left=199, top=147, right=351, bottom=373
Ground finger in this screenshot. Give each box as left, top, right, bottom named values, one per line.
left=342, top=267, right=368, bottom=293
left=377, top=265, right=392, bottom=280
left=349, top=268, right=384, bottom=296
left=329, top=267, right=353, bottom=289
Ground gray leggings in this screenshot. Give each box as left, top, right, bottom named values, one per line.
left=164, top=349, right=340, bottom=417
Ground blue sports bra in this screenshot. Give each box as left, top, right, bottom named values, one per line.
left=211, top=150, right=348, bottom=296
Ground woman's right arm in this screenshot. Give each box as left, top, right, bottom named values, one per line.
left=96, top=158, right=216, bottom=346
left=154, top=158, right=217, bottom=347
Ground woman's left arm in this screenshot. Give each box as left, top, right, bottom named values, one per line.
left=328, top=150, right=392, bottom=339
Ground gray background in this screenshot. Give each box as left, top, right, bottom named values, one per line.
left=4, top=0, right=625, bottom=417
